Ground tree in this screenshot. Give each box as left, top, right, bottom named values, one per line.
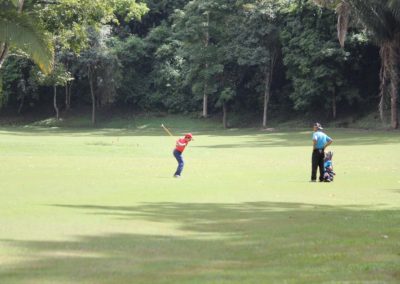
left=38, top=0, right=148, bottom=115
left=38, top=0, right=149, bottom=54
left=36, top=63, right=73, bottom=120
left=173, top=0, right=228, bottom=118
left=281, top=1, right=359, bottom=119
left=315, top=0, right=400, bottom=129
left=0, top=56, right=39, bottom=112
left=232, top=0, right=281, bottom=127
left=145, top=24, right=190, bottom=112
left=216, top=87, right=236, bottom=128
left=128, top=0, right=190, bottom=36
left=111, top=35, right=150, bottom=110
left=1, top=0, right=148, bottom=117
left=57, top=50, right=77, bottom=111
left=0, top=0, right=54, bottom=73
left=76, top=28, right=121, bottom=125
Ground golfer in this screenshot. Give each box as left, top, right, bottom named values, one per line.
left=173, top=133, right=193, bottom=178
left=311, top=122, right=332, bottom=182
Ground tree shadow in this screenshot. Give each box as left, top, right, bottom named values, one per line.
left=0, top=126, right=398, bottom=148
left=1, top=202, right=399, bottom=283
left=194, top=130, right=400, bottom=148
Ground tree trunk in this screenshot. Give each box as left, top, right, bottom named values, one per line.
left=222, top=102, right=227, bottom=129
left=390, top=75, right=399, bottom=129
left=262, top=52, right=277, bottom=128
left=68, top=81, right=73, bottom=110
left=0, top=44, right=9, bottom=69
left=88, top=66, right=96, bottom=126
left=18, top=94, right=25, bottom=114
left=262, top=70, right=271, bottom=128
left=53, top=85, right=59, bottom=120
left=391, top=37, right=399, bottom=129
left=380, top=41, right=399, bottom=129
left=379, top=90, right=385, bottom=124
left=65, top=82, right=70, bottom=111
left=379, top=45, right=389, bottom=124
left=202, top=90, right=208, bottom=118
left=202, top=12, right=210, bottom=118
left=18, top=0, right=25, bottom=12
left=332, top=86, right=337, bottom=120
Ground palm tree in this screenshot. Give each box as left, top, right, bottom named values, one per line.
left=0, top=0, right=54, bottom=74
left=315, top=0, right=400, bottom=129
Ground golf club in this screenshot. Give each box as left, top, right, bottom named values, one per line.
left=161, top=123, right=174, bottom=137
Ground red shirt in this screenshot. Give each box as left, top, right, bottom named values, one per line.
left=175, top=138, right=189, bottom=153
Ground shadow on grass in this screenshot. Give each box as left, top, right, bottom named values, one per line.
left=1, top=202, right=399, bottom=283
left=0, top=126, right=399, bottom=148
left=195, top=130, right=400, bottom=148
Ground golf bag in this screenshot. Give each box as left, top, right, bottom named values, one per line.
left=323, top=151, right=335, bottom=182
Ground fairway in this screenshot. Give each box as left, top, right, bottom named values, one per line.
left=1, top=121, right=399, bottom=283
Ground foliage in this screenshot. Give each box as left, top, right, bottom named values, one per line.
left=128, top=0, right=190, bottom=36
left=111, top=34, right=150, bottom=108
left=0, top=0, right=384, bottom=125
left=0, top=56, right=39, bottom=110
left=0, top=0, right=54, bottom=73
left=314, top=0, right=400, bottom=128
left=36, top=63, right=73, bottom=88
left=173, top=0, right=227, bottom=109
left=280, top=1, right=364, bottom=115
left=76, top=28, right=121, bottom=106
left=37, top=0, right=149, bottom=53
left=146, top=24, right=192, bottom=112
left=216, top=87, right=236, bottom=107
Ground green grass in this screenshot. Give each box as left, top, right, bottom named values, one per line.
left=0, top=117, right=399, bottom=283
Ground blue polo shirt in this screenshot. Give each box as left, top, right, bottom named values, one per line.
left=312, top=131, right=332, bottom=150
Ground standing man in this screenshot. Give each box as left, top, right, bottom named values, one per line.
left=311, top=122, right=332, bottom=182
left=173, top=133, right=193, bottom=178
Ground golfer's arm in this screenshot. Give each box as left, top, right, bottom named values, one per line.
left=313, top=139, right=317, bottom=149
left=324, top=140, right=333, bottom=149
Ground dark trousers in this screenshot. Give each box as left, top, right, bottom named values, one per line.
left=311, top=149, right=324, bottom=181
left=173, top=149, right=184, bottom=176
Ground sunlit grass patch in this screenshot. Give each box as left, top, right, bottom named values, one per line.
left=0, top=123, right=399, bottom=283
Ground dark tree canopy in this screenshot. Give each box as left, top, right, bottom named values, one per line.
left=0, top=0, right=389, bottom=128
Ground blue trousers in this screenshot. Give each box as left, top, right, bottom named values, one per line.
left=173, top=149, right=184, bottom=176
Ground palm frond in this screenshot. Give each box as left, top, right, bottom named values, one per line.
left=0, top=11, right=54, bottom=73
left=349, top=0, right=395, bottom=42
left=388, top=0, right=400, bottom=21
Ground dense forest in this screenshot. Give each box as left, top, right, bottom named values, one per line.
left=0, top=0, right=399, bottom=128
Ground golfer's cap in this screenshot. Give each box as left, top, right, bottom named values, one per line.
left=185, top=133, right=193, bottom=139
left=314, top=122, right=323, bottom=130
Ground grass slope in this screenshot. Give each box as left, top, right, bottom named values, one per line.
left=0, top=117, right=399, bottom=283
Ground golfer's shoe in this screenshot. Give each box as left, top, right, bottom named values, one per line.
left=174, top=175, right=181, bottom=178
